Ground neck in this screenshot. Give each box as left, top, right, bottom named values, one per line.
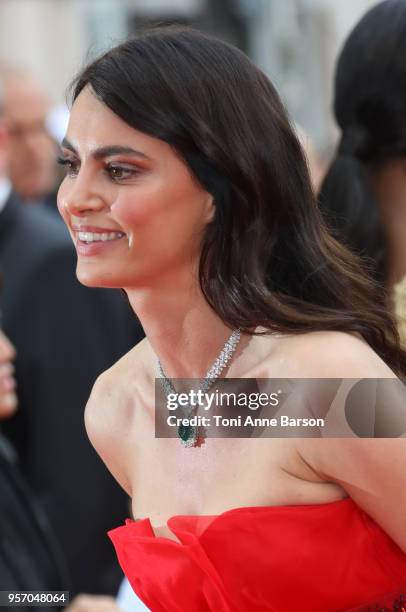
left=125, top=270, right=238, bottom=379
left=385, top=215, right=406, bottom=287
left=370, top=159, right=406, bottom=286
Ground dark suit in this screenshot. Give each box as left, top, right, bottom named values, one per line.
left=0, top=193, right=143, bottom=597
left=0, top=434, right=69, bottom=610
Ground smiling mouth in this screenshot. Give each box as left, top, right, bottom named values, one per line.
left=76, top=231, right=126, bottom=244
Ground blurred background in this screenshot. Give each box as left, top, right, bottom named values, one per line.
left=1, top=1, right=402, bottom=610
left=0, top=0, right=381, bottom=167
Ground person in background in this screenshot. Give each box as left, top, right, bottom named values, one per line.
left=0, top=327, right=69, bottom=611
left=0, top=74, right=145, bottom=597
left=295, top=123, right=326, bottom=193
left=0, top=326, right=17, bottom=419
left=318, top=0, right=406, bottom=344
left=0, top=64, right=60, bottom=208
left=0, top=326, right=129, bottom=611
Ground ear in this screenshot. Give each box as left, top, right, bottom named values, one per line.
left=204, top=193, right=216, bottom=224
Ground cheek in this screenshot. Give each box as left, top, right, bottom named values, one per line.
left=110, top=177, right=210, bottom=263
left=111, top=192, right=160, bottom=228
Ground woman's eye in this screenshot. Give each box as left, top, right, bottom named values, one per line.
left=57, top=157, right=79, bottom=177
left=107, top=165, right=138, bottom=181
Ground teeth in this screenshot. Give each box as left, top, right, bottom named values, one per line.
left=77, top=231, right=124, bottom=243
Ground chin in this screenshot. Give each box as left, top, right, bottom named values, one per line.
left=76, top=265, right=122, bottom=289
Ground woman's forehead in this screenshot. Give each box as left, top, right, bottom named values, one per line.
left=66, top=90, right=169, bottom=159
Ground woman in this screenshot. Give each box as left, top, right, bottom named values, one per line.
left=319, top=0, right=406, bottom=345
left=57, top=27, right=406, bottom=611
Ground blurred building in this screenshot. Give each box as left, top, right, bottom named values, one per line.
left=0, top=0, right=379, bottom=156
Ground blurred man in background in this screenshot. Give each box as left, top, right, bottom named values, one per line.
left=0, top=74, right=144, bottom=598
left=0, top=327, right=70, bottom=611
left=0, top=65, right=60, bottom=208
left=0, top=327, right=130, bottom=611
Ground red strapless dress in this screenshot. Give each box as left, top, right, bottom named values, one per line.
left=108, top=498, right=406, bottom=611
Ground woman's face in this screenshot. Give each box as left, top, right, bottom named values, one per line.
left=0, top=330, right=17, bottom=418
left=57, top=86, right=215, bottom=289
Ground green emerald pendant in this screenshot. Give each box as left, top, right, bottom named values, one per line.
left=178, top=423, right=197, bottom=445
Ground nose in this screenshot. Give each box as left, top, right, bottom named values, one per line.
left=62, top=193, right=107, bottom=217
left=58, top=171, right=108, bottom=218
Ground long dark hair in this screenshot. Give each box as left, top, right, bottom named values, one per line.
left=319, top=0, right=406, bottom=284
left=71, top=26, right=406, bottom=374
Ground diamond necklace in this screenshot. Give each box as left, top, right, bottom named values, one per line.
left=157, top=329, right=241, bottom=448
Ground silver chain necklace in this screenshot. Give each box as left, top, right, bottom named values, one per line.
left=157, top=329, right=241, bottom=447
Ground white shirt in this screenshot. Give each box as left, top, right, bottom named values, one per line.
left=0, top=177, right=12, bottom=214
left=117, top=578, right=150, bottom=612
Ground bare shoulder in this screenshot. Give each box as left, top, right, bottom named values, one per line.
left=84, top=337, right=151, bottom=495
left=85, top=336, right=152, bottom=425
left=86, top=338, right=144, bottom=416
left=300, top=437, right=406, bottom=553
left=268, top=330, right=396, bottom=378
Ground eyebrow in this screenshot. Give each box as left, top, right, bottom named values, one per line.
left=61, top=138, right=151, bottom=160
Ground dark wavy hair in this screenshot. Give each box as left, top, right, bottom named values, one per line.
left=319, top=0, right=406, bottom=284
left=71, top=26, right=406, bottom=374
